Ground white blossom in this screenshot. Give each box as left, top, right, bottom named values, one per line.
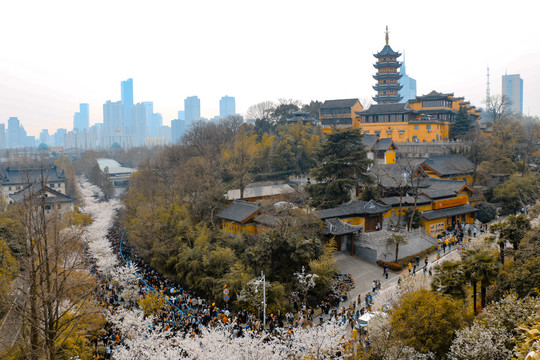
left=109, top=308, right=349, bottom=360
left=448, top=323, right=512, bottom=360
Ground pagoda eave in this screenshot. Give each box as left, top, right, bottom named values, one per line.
left=373, top=62, right=401, bottom=69
left=373, top=74, right=402, bottom=81
left=373, top=85, right=403, bottom=91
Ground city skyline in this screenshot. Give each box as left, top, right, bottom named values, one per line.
left=0, top=1, right=539, bottom=137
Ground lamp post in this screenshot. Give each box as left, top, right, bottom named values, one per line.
left=254, top=271, right=266, bottom=327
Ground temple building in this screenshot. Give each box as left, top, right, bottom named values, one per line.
left=373, top=26, right=403, bottom=104
left=320, top=27, right=481, bottom=142
left=319, top=99, right=363, bottom=134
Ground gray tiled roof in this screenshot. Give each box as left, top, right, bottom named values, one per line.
left=368, top=160, right=423, bottom=188
left=419, top=188, right=458, bottom=199
left=371, top=138, right=395, bottom=151
left=316, top=199, right=391, bottom=219
left=422, top=154, right=474, bottom=176
left=323, top=218, right=364, bottom=236
left=216, top=200, right=260, bottom=223
left=320, top=99, right=360, bottom=109
left=0, top=165, right=64, bottom=185
left=9, top=184, right=74, bottom=204
left=414, top=90, right=454, bottom=100
left=378, top=195, right=432, bottom=206
left=422, top=204, right=477, bottom=221
left=361, top=135, right=379, bottom=150
left=254, top=214, right=279, bottom=227
left=357, top=102, right=413, bottom=115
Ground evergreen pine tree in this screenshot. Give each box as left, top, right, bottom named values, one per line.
left=450, top=106, right=473, bottom=139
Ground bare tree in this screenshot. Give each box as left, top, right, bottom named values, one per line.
left=7, top=161, right=99, bottom=359
left=245, top=101, right=276, bottom=122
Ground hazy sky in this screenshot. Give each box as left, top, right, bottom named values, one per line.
left=1, top=0, right=538, bottom=137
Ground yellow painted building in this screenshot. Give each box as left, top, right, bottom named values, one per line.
left=354, top=91, right=480, bottom=143
left=378, top=178, right=476, bottom=237
left=419, top=154, right=475, bottom=184
left=319, top=99, right=363, bottom=134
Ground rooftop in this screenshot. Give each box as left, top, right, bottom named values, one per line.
left=320, top=99, right=361, bottom=109
left=96, top=158, right=135, bottom=176
left=216, top=200, right=261, bottom=223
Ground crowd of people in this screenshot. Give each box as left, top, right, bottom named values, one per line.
left=91, top=224, right=357, bottom=359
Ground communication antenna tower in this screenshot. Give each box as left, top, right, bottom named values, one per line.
left=486, top=66, right=491, bottom=110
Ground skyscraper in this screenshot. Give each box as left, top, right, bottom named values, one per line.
left=39, top=129, right=50, bottom=145
left=73, top=103, right=89, bottom=131
left=502, top=73, right=523, bottom=115
left=0, top=123, right=5, bottom=149
left=219, top=96, right=236, bottom=118
left=149, top=113, right=163, bottom=138
left=398, top=57, right=416, bottom=103
left=131, top=102, right=153, bottom=146
left=54, top=128, right=67, bottom=147
left=177, top=110, right=185, bottom=121
left=171, top=119, right=185, bottom=144
left=121, top=78, right=134, bottom=130
left=7, top=117, right=21, bottom=148
left=184, top=96, right=201, bottom=125
left=103, top=100, right=124, bottom=138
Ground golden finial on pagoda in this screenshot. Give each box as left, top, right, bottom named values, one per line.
left=385, top=25, right=389, bottom=46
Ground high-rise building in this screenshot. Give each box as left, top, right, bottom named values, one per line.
left=54, top=128, right=67, bottom=147
left=73, top=103, right=89, bottom=131
left=103, top=100, right=124, bottom=138
left=121, top=78, right=134, bottom=130
left=502, top=73, right=523, bottom=115
left=131, top=102, right=153, bottom=146
left=184, top=96, right=201, bottom=125
left=398, top=57, right=416, bottom=103
left=0, top=123, right=5, bottom=149
left=39, top=129, right=50, bottom=145
left=178, top=110, right=185, bottom=121
left=220, top=96, right=236, bottom=118
left=171, top=119, right=185, bottom=144
left=149, top=113, right=163, bottom=138
left=373, top=26, right=402, bottom=104
left=7, top=117, right=21, bottom=148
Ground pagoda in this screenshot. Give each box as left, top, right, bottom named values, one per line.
left=373, top=26, right=403, bottom=104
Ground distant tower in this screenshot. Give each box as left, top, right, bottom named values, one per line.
left=398, top=53, right=416, bottom=103
left=184, top=96, right=201, bottom=125
left=373, top=26, right=403, bottom=104
left=0, top=123, right=5, bottom=149
left=486, top=67, right=491, bottom=110
left=121, top=78, right=133, bottom=131
left=502, top=73, right=523, bottom=115
left=73, top=103, right=89, bottom=132
left=219, top=96, right=236, bottom=118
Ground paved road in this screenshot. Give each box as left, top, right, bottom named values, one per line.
left=335, top=246, right=462, bottom=309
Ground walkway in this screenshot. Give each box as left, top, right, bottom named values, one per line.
left=335, top=246, right=462, bottom=309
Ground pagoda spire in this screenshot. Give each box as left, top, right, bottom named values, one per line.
left=373, top=26, right=402, bottom=104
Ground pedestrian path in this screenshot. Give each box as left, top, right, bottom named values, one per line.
left=336, top=246, right=462, bottom=310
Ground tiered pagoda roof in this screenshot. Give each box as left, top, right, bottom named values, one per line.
left=372, top=26, right=402, bottom=104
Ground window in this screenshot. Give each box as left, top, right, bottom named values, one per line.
left=414, top=125, right=419, bottom=130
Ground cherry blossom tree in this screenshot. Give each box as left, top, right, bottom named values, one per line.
left=448, top=323, right=512, bottom=360
left=294, top=266, right=318, bottom=304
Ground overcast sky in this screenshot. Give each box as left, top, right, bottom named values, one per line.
left=0, top=0, right=538, bottom=137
